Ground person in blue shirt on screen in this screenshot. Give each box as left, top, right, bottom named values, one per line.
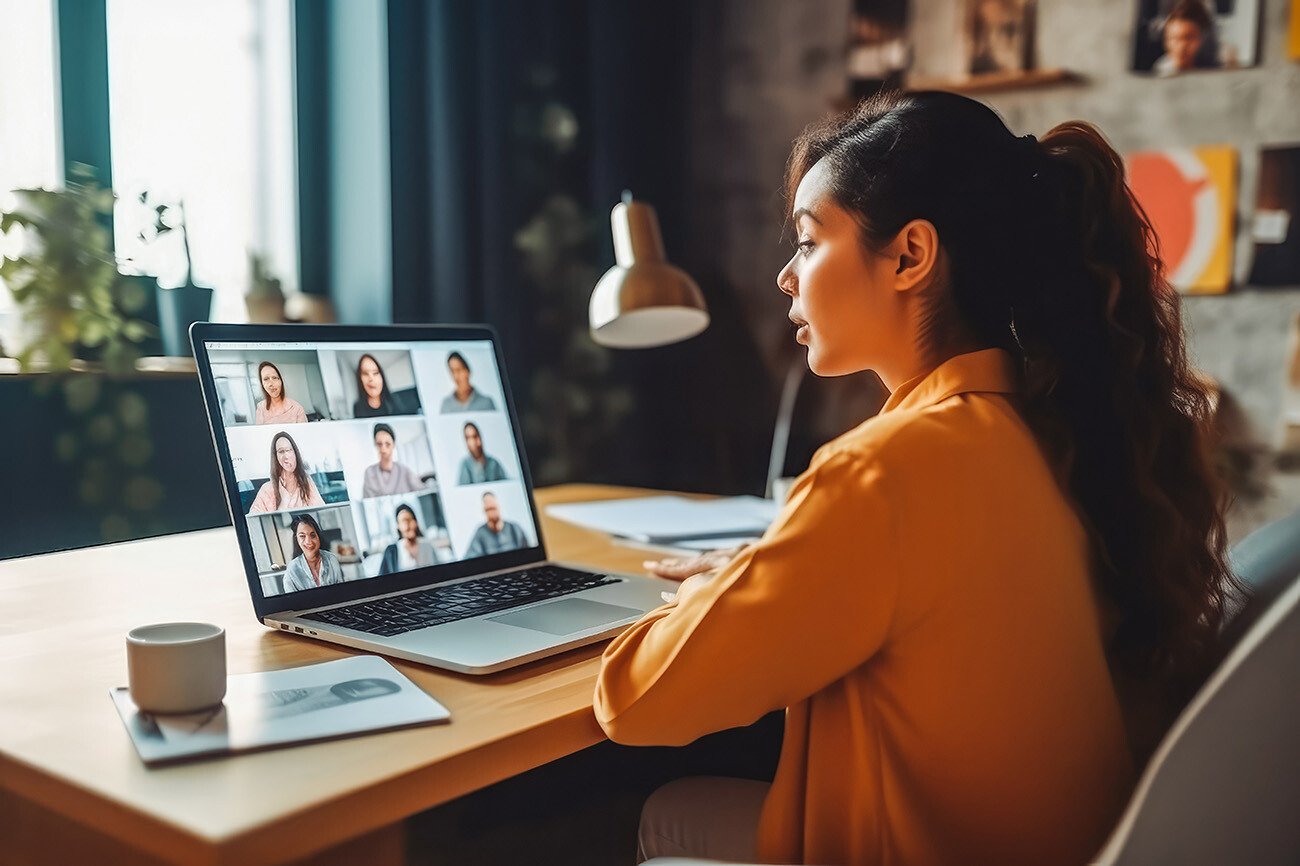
left=457, top=421, right=508, bottom=485
left=463, top=492, right=528, bottom=557
left=439, top=351, right=497, bottom=413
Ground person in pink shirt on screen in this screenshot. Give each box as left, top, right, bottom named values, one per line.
left=254, top=361, right=308, bottom=425
left=248, top=432, right=325, bottom=513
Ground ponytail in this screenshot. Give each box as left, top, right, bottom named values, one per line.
left=1015, top=123, right=1232, bottom=698
left=786, top=91, right=1234, bottom=719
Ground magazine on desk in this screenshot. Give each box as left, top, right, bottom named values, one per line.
left=111, top=655, right=450, bottom=766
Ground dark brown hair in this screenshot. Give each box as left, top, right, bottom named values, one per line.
left=269, top=431, right=314, bottom=510
left=785, top=91, right=1233, bottom=719
left=355, top=353, right=393, bottom=408
left=1166, top=0, right=1213, bottom=33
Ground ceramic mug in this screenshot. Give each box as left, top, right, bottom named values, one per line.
left=126, top=622, right=227, bottom=714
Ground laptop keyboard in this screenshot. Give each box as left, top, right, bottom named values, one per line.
left=300, top=565, right=620, bottom=638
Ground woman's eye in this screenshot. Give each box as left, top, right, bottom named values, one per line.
left=797, top=240, right=815, bottom=258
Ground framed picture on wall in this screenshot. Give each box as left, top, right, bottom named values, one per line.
left=1126, top=145, right=1237, bottom=294
left=1290, top=0, right=1300, bottom=61
left=1247, top=145, right=1300, bottom=287
left=847, top=0, right=911, bottom=99
left=963, top=0, right=1037, bottom=76
left=1131, top=0, right=1260, bottom=76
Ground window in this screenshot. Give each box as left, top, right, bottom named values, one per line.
left=107, top=0, right=298, bottom=322
left=0, top=0, right=60, bottom=340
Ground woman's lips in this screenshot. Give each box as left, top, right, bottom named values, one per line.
left=790, top=315, right=809, bottom=344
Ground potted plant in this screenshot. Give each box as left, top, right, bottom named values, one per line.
left=0, top=164, right=152, bottom=373
left=135, top=194, right=213, bottom=357
left=245, top=251, right=286, bottom=323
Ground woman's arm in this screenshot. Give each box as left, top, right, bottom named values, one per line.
left=595, top=450, right=901, bottom=746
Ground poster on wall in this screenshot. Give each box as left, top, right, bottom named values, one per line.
left=963, top=0, right=1037, bottom=76
left=1290, top=0, right=1300, bottom=60
left=1126, top=146, right=1237, bottom=294
left=1131, top=0, right=1260, bottom=75
left=847, top=0, right=910, bottom=99
left=1247, top=145, right=1300, bottom=286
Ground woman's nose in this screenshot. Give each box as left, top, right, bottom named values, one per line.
left=776, top=257, right=797, bottom=296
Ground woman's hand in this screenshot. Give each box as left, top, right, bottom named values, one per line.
left=646, top=546, right=747, bottom=605
left=643, top=546, right=745, bottom=582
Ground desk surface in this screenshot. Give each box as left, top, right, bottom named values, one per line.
left=0, top=484, right=673, bottom=865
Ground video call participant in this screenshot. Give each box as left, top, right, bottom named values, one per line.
left=462, top=492, right=528, bottom=557
left=362, top=423, right=426, bottom=498
left=254, top=361, right=308, bottom=425
left=457, top=421, right=507, bottom=485
left=353, top=353, right=399, bottom=418
left=377, top=504, right=440, bottom=574
left=282, top=512, right=345, bottom=592
left=248, top=432, right=326, bottom=513
left=440, top=351, right=497, bottom=413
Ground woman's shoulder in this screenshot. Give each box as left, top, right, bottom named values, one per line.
left=814, top=391, right=1027, bottom=476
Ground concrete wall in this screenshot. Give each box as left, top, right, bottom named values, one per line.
left=689, top=0, right=1300, bottom=535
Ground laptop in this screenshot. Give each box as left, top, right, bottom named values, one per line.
left=191, top=322, right=675, bottom=674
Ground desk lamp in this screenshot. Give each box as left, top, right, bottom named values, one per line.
left=589, top=193, right=798, bottom=501
left=589, top=192, right=709, bottom=348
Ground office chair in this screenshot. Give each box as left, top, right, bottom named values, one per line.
left=643, top=558, right=1300, bottom=866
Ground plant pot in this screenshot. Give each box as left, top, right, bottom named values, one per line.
left=245, top=293, right=286, bottom=324
left=157, top=283, right=214, bottom=358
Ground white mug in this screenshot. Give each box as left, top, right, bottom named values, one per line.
left=126, top=622, right=227, bottom=714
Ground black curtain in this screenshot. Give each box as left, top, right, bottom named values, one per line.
left=383, top=0, right=773, bottom=493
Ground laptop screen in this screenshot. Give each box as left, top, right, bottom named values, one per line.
left=199, top=334, right=540, bottom=601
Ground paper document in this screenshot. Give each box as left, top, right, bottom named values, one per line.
left=111, top=655, right=450, bottom=766
left=547, top=495, right=779, bottom=545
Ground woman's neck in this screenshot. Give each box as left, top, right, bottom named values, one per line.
left=367, top=394, right=383, bottom=409
left=456, top=385, right=472, bottom=402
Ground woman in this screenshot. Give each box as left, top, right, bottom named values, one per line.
left=282, top=512, right=345, bottom=592
left=378, top=504, right=439, bottom=574
left=353, top=353, right=397, bottom=417
left=595, top=91, right=1233, bottom=866
left=253, top=361, right=308, bottom=425
left=248, top=432, right=326, bottom=513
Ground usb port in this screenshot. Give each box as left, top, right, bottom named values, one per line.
left=294, top=626, right=304, bottom=633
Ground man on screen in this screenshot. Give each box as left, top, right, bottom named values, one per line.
left=362, top=423, right=427, bottom=498
left=463, top=492, right=528, bottom=557
left=457, top=422, right=508, bottom=485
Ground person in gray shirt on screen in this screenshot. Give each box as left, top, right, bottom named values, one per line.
left=362, top=423, right=426, bottom=498
left=457, top=421, right=508, bottom=485
left=463, top=492, right=528, bottom=557
left=439, top=351, right=497, bottom=413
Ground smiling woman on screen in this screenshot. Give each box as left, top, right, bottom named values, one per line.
left=248, top=432, right=326, bottom=514
left=595, top=91, right=1235, bottom=866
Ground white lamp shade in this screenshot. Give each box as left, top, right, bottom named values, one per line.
left=589, top=198, right=708, bottom=348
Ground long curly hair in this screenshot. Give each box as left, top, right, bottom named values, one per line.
left=785, top=90, right=1234, bottom=724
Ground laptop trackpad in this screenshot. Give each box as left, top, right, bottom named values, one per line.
left=489, top=599, right=642, bottom=635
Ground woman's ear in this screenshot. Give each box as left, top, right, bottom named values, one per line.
left=887, top=219, right=941, bottom=293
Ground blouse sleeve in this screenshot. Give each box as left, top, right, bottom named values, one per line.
left=290, top=400, right=308, bottom=423
left=305, top=477, right=325, bottom=506
left=594, top=449, right=901, bottom=747
left=248, top=482, right=274, bottom=514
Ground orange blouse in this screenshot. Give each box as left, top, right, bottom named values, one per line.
left=595, top=349, right=1133, bottom=866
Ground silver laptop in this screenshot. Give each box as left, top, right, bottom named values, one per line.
left=191, top=323, right=673, bottom=674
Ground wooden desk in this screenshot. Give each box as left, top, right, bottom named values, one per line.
left=0, top=484, right=669, bottom=866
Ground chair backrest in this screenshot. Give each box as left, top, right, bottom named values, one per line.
left=1092, top=574, right=1300, bottom=866
left=1220, top=508, right=1300, bottom=657
left=1231, top=507, right=1300, bottom=593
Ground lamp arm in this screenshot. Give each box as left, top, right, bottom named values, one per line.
left=766, top=357, right=807, bottom=499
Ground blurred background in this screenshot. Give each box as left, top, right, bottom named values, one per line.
left=2, top=0, right=1299, bottom=559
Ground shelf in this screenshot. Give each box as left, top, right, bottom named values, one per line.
left=907, top=68, right=1080, bottom=95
